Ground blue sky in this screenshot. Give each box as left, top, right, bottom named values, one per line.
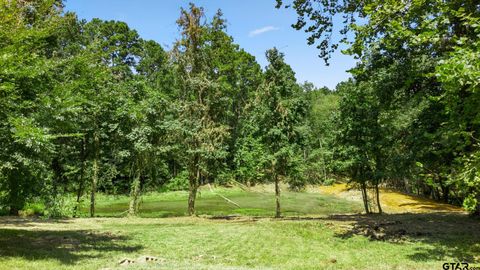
left=64, top=0, right=356, bottom=89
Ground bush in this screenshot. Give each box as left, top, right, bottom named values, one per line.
left=463, top=194, right=478, bottom=213
left=19, top=202, right=45, bottom=217
left=322, top=178, right=336, bottom=186
left=44, top=195, right=76, bottom=218
left=163, top=171, right=189, bottom=191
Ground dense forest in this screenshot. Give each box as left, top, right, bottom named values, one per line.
left=1, top=0, right=479, bottom=218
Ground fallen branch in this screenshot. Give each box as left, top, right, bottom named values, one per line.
left=207, top=183, right=241, bottom=208
left=229, top=179, right=251, bottom=192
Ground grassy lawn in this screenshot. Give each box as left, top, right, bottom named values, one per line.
left=83, top=186, right=363, bottom=217
left=0, top=187, right=479, bottom=270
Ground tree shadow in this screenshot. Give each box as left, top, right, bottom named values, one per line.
left=0, top=220, right=142, bottom=265
left=324, top=212, right=480, bottom=263
left=204, top=215, right=266, bottom=225
left=0, top=216, right=72, bottom=227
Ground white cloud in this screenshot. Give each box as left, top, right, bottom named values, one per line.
left=249, top=26, right=279, bottom=37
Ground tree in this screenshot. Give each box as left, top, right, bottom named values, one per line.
left=203, top=12, right=263, bottom=177
left=173, top=4, right=229, bottom=215
left=121, top=40, right=177, bottom=216
left=435, top=21, right=480, bottom=214
left=75, top=19, right=143, bottom=217
left=0, top=0, right=66, bottom=214
left=302, top=83, right=338, bottom=184
left=276, top=0, right=479, bottom=63
left=279, top=0, right=480, bottom=214
left=120, top=80, right=172, bottom=216
left=335, top=80, right=384, bottom=214
left=253, top=48, right=307, bottom=217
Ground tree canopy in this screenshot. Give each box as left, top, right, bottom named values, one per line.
left=1, top=0, right=478, bottom=217
left=279, top=0, right=480, bottom=214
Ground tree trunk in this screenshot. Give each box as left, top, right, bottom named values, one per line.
left=475, top=194, right=480, bottom=216
left=375, top=182, right=382, bottom=214
left=74, top=178, right=85, bottom=217
left=73, top=137, right=86, bottom=217
left=89, top=157, right=98, bottom=217
left=187, top=166, right=199, bottom=216
left=361, top=183, right=370, bottom=214
left=319, top=139, right=327, bottom=183
left=51, top=158, right=60, bottom=198
left=433, top=187, right=440, bottom=201
left=128, top=171, right=141, bottom=216
left=9, top=207, right=19, bottom=216
left=275, top=173, right=281, bottom=218
left=440, top=182, right=449, bottom=203
left=90, top=133, right=99, bottom=218
left=7, top=172, right=21, bottom=215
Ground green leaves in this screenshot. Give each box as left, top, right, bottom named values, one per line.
left=248, top=47, right=308, bottom=186
left=9, top=117, right=52, bottom=152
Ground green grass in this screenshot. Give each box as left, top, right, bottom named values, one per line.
left=82, top=186, right=363, bottom=218
left=0, top=187, right=479, bottom=270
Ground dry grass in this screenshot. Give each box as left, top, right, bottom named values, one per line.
left=319, top=183, right=464, bottom=213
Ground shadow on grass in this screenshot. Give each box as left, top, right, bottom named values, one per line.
left=0, top=216, right=73, bottom=227
left=0, top=219, right=142, bottom=265
left=324, top=212, right=480, bottom=263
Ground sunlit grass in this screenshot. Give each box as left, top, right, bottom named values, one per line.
left=1, top=213, right=479, bottom=270
left=81, top=186, right=363, bottom=218
left=1, top=187, right=478, bottom=270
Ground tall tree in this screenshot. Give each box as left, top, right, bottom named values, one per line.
left=0, top=0, right=65, bottom=214
left=253, top=48, right=307, bottom=217
left=303, top=83, right=339, bottom=184
left=335, top=80, right=385, bottom=214
left=173, top=4, right=229, bottom=215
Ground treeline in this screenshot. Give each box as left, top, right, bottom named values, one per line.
left=2, top=0, right=479, bottom=218
left=0, top=0, right=338, bottom=217
left=279, top=0, right=480, bottom=215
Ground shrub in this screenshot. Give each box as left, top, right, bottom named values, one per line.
left=163, top=171, right=189, bottom=191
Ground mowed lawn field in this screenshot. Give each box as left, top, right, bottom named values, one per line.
left=85, top=186, right=363, bottom=218
left=0, top=186, right=479, bottom=270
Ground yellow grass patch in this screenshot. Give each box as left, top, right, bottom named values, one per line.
left=319, top=183, right=464, bottom=213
